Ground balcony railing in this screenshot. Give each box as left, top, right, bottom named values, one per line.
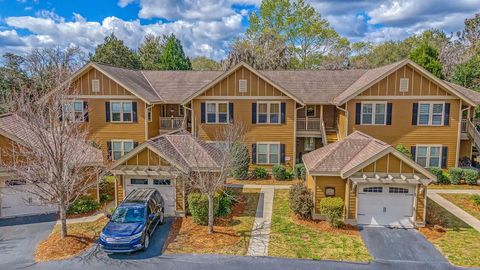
left=160, top=117, right=183, bottom=130
left=297, top=118, right=321, bottom=131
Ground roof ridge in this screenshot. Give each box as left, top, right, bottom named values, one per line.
left=164, top=135, right=192, bottom=167
left=140, top=70, right=163, bottom=102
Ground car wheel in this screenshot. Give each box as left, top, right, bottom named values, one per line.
left=143, top=234, right=150, bottom=250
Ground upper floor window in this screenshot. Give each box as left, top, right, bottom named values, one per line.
left=206, top=102, right=229, bottom=124
left=112, top=140, right=134, bottom=160
left=63, top=100, right=85, bottom=122
left=111, top=101, right=132, bottom=122
left=416, top=145, right=442, bottom=167
left=258, top=102, right=280, bottom=124
left=304, top=137, right=315, bottom=151
left=147, top=107, right=152, bottom=122
left=361, top=102, right=386, bottom=125
left=305, top=105, right=316, bottom=117
left=418, top=102, right=444, bottom=126
left=257, top=142, right=280, bottom=164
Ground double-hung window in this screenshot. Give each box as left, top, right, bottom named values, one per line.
left=111, top=101, right=133, bottom=122
left=418, top=102, right=444, bottom=126
left=361, top=102, right=386, bottom=125
left=63, top=101, right=85, bottom=122
left=112, top=140, right=134, bottom=160
left=206, top=102, right=228, bottom=124
left=257, top=102, right=280, bottom=124
left=257, top=143, right=280, bottom=164
left=415, top=145, right=442, bottom=167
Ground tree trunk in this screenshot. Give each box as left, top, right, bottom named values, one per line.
left=59, top=203, right=68, bottom=238
left=207, top=194, right=214, bottom=234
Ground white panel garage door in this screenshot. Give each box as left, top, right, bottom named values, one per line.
left=357, top=184, right=415, bottom=228
left=1, top=181, right=56, bottom=218
left=125, top=177, right=176, bottom=216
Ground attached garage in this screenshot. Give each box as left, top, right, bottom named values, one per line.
left=124, top=177, right=176, bottom=216
left=303, top=131, right=434, bottom=228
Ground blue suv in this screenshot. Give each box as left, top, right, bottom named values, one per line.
left=99, top=188, right=165, bottom=253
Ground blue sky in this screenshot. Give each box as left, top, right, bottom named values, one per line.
left=1, top=0, right=480, bottom=60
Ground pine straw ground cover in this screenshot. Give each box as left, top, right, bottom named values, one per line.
left=268, top=190, right=372, bottom=262
left=419, top=198, right=480, bottom=267
left=163, top=188, right=260, bottom=255
left=35, top=217, right=108, bottom=262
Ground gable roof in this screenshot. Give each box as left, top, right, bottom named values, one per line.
left=110, top=130, right=221, bottom=173
left=68, top=60, right=480, bottom=106
left=302, top=131, right=435, bottom=179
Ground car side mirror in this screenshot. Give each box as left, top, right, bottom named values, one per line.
left=148, top=213, right=155, bottom=220
left=106, top=214, right=112, bottom=219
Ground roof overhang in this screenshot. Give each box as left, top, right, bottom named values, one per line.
left=182, top=62, right=305, bottom=105
left=349, top=172, right=432, bottom=185
left=111, top=165, right=180, bottom=177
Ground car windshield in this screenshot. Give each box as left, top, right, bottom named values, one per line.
left=110, top=205, right=145, bottom=223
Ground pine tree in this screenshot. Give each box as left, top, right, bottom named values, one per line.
left=138, top=34, right=164, bottom=70
left=91, top=33, right=140, bottom=69
left=409, top=42, right=444, bottom=78
left=160, top=34, right=192, bottom=70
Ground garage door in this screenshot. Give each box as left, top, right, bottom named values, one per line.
left=357, top=184, right=415, bottom=228
left=125, top=177, right=176, bottom=216
left=0, top=180, right=56, bottom=218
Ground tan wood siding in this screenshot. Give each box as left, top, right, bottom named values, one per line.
left=176, top=179, right=184, bottom=212
left=147, top=104, right=161, bottom=139
left=348, top=181, right=356, bottom=219
left=72, top=67, right=134, bottom=96
left=116, top=175, right=125, bottom=205
left=314, top=176, right=346, bottom=214
left=459, top=140, right=472, bottom=159
left=122, top=148, right=169, bottom=166
left=416, top=185, right=426, bottom=222
left=359, top=153, right=425, bottom=176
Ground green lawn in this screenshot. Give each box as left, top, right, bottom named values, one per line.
left=424, top=199, right=480, bottom=267
left=428, top=184, right=480, bottom=190
left=440, top=193, right=480, bottom=220
left=268, top=190, right=372, bottom=262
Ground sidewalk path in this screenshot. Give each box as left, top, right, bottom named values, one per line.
left=247, top=186, right=275, bottom=256
left=427, top=190, right=480, bottom=232
left=225, top=184, right=291, bottom=190
left=56, top=212, right=105, bottom=225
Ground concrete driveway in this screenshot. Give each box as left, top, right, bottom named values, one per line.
left=359, top=226, right=447, bottom=263
left=0, top=213, right=56, bottom=268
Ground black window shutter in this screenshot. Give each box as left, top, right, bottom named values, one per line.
left=229, top=102, right=234, bottom=123
left=355, top=103, right=361, bottom=125
left=386, top=103, right=392, bottom=125
left=444, top=103, right=450, bottom=126
left=83, top=101, right=89, bottom=122
left=252, top=103, right=257, bottom=124
left=132, top=102, right=138, bottom=122
left=281, top=102, right=286, bottom=124
left=410, top=146, right=416, bottom=161
left=251, top=144, right=257, bottom=164
left=280, top=144, right=286, bottom=164
left=105, top=102, right=110, bottom=122
left=133, top=141, right=139, bottom=148
left=107, top=141, right=112, bottom=160
left=412, top=103, right=418, bottom=125
left=201, top=102, right=205, bottom=123
left=442, top=146, right=448, bottom=168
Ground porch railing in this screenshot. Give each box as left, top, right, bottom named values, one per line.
left=297, top=118, right=321, bottom=131
left=160, top=117, right=183, bottom=130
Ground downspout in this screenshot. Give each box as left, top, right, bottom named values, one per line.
left=182, top=103, right=193, bottom=136
left=336, top=104, right=348, bottom=139
left=295, top=103, right=305, bottom=165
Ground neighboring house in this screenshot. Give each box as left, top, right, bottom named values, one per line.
left=64, top=59, right=480, bottom=218
left=303, top=131, right=435, bottom=228
left=0, top=113, right=103, bottom=218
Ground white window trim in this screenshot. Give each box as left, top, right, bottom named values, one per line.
left=111, top=140, right=134, bottom=161
left=147, top=107, right=152, bottom=123
left=91, top=79, right=100, bottom=92
left=256, top=142, right=280, bottom=165
left=64, top=100, right=85, bottom=122
left=417, top=101, right=445, bottom=126
left=305, top=105, right=316, bottom=118
left=257, top=101, right=281, bottom=124
left=111, top=100, right=133, bottom=123
left=205, top=101, right=229, bottom=124
left=415, top=144, right=443, bottom=168
left=360, top=101, right=387, bottom=125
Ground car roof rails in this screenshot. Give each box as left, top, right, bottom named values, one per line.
left=123, top=188, right=156, bottom=204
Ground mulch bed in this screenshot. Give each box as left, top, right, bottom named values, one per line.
left=418, top=225, right=447, bottom=241
left=291, top=214, right=360, bottom=236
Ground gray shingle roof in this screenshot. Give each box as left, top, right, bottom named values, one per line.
left=444, top=80, right=480, bottom=104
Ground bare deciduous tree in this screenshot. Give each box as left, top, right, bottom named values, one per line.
left=184, top=123, right=248, bottom=234
left=1, top=74, right=103, bottom=238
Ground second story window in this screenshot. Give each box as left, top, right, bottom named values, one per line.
left=63, top=101, right=86, bottom=122
left=111, top=101, right=133, bottom=122
left=257, top=102, right=280, bottom=124
left=147, top=107, right=152, bottom=122
left=111, top=140, right=134, bottom=160
left=418, top=102, right=444, bottom=126
left=306, top=105, right=316, bottom=117
left=361, top=102, right=386, bottom=125
left=206, top=102, right=228, bottom=124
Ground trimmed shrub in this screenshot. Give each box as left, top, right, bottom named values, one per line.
left=231, top=142, right=250, bottom=179
left=294, top=163, right=307, bottom=180
left=217, top=189, right=235, bottom=217
left=289, top=183, right=314, bottom=219
left=187, top=193, right=219, bottom=225
left=463, top=169, right=479, bottom=185
left=285, top=168, right=294, bottom=180
left=100, top=193, right=112, bottom=203
left=472, top=194, right=480, bottom=206
left=67, top=196, right=100, bottom=215
left=252, top=166, right=268, bottom=179
left=318, top=197, right=344, bottom=228
left=428, top=167, right=450, bottom=184
left=272, top=164, right=288, bottom=180
left=448, top=167, right=463, bottom=184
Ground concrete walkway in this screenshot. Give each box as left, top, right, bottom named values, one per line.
left=247, top=186, right=274, bottom=256
left=56, top=212, right=105, bottom=225
left=427, top=190, right=480, bottom=232
left=225, top=184, right=291, bottom=190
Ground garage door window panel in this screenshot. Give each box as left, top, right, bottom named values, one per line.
left=153, top=179, right=171, bottom=185
left=362, top=186, right=383, bottom=193
left=389, top=187, right=409, bottom=194
left=130, top=179, right=148, bottom=185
